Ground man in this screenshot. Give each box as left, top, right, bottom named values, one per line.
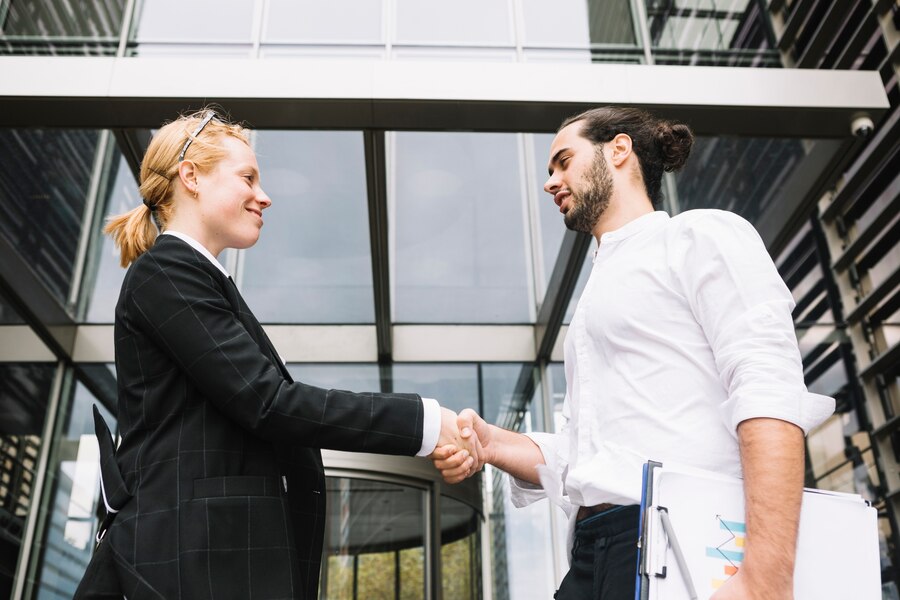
left=434, top=107, right=834, bottom=599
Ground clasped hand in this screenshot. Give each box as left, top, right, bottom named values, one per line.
left=428, top=408, right=490, bottom=484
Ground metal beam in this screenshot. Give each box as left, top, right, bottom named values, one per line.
left=111, top=127, right=152, bottom=184
left=0, top=57, right=889, bottom=137
left=363, top=130, right=392, bottom=362
left=535, top=229, right=592, bottom=361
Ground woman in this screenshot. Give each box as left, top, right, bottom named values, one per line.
left=75, top=109, right=473, bottom=599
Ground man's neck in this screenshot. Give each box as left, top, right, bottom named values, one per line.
left=591, top=191, right=655, bottom=242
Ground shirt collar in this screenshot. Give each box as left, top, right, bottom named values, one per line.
left=599, top=210, right=670, bottom=244
left=161, top=231, right=230, bottom=278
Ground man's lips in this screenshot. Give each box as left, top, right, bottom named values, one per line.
left=555, top=191, right=571, bottom=213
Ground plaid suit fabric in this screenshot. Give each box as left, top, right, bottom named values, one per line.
left=83, top=236, right=424, bottom=599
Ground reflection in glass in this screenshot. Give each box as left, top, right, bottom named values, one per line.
left=287, top=364, right=380, bottom=393
left=320, top=478, right=426, bottom=599
left=394, top=0, right=512, bottom=45
left=674, top=137, right=808, bottom=225
left=532, top=133, right=567, bottom=294
left=392, top=132, right=532, bottom=323
left=645, top=0, right=779, bottom=66
left=263, top=0, right=383, bottom=44
left=242, top=131, right=375, bottom=324
left=441, top=495, right=480, bottom=600
left=84, top=155, right=135, bottom=323
left=0, top=129, right=100, bottom=305
left=0, top=363, right=56, bottom=598
left=390, top=364, right=479, bottom=417
left=33, top=381, right=116, bottom=599
left=522, top=0, right=636, bottom=47
left=0, top=0, right=123, bottom=56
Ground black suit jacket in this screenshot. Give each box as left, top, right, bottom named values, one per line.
left=98, top=235, right=424, bottom=599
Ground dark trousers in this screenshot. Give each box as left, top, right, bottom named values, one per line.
left=74, top=538, right=124, bottom=599
left=555, top=505, right=640, bottom=600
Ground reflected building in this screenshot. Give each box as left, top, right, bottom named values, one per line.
left=0, top=0, right=898, bottom=598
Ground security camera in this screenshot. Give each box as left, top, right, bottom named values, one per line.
left=851, top=115, right=874, bottom=138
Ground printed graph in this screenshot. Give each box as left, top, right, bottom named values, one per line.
left=706, top=516, right=745, bottom=590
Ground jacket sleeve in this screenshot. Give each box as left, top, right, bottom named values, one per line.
left=125, top=250, right=424, bottom=456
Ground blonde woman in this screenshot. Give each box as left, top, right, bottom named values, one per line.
left=75, top=110, right=475, bottom=599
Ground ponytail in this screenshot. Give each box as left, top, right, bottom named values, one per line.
left=104, top=204, right=158, bottom=268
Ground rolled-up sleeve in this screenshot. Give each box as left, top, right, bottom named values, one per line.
left=675, top=211, right=834, bottom=435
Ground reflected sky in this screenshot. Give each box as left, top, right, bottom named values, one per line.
left=241, top=131, right=375, bottom=324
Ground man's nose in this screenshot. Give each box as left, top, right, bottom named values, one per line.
left=544, top=173, right=560, bottom=195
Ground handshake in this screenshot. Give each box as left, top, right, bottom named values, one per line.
left=429, top=408, right=493, bottom=484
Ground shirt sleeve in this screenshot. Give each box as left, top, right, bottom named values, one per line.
left=508, top=398, right=572, bottom=509
left=674, top=211, right=834, bottom=436
left=415, top=398, right=441, bottom=456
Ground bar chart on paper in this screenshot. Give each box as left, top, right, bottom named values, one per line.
left=641, top=464, right=880, bottom=600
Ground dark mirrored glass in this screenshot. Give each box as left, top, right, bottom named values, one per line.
left=241, top=131, right=375, bottom=324
left=674, top=136, right=809, bottom=225
left=392, top=132, right=532, bottom=323
left=644, top=0, right=780, bottom=66
left=320, top=478, right=426, bottom=599
left=264, top=0, right=383, bottom=44
left=0, top=363, right=56, bottom=597
left=0, top=129, right=100, bottom=305
left=0, top=0, right=124, bottom=56
left=84, top=155, right=136, bottom=323
left=395, top=0, right=512, bottom=45
left=33, top=380, right=116, bottom=598
left=481, top=363, right=531, bottom=429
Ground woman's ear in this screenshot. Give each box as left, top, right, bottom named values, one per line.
left=177, top=160, right=199, bottom=197
left=609, top=133, right=633, bottom=167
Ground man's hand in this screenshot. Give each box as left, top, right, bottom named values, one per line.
left=431, top=408, right=493, bottom=484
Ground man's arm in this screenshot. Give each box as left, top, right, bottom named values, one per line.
left=714, top=417, right=805, bottom=600
left=431, top=408, right=545, bottom=485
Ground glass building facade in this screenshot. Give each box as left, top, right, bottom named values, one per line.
left=0, top=0, right=897, bottom=598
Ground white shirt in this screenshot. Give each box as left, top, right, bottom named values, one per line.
left=510, top=211, right=834, bottom=523
left=159, top=231, right=441, bottom=456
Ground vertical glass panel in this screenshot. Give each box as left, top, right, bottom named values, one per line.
left=522, top=0, right=636, bottom=47
left=132, top=0, right=254, bottom=55
left=481, top=363, right=529, bottom=429
left=394, top=0, right=512, bottom=45
left=0, top=0, right=124, bottom=56
left=0, top=129, right=100, bottom=305
left=441, top=495, right=480, bottom=600
left=644, top=0, right=780, bottom=66
left=263, top=0, right=383, bottom=43
left=0, top=363, right=56, bottom=598
left=389, top=364, right=479, bottom=417
left=32, top=381, right=116, bottom=599
left=242, top=131, right=375, bottom=324
left=320, top=478, right=426, bottom=599
left=286, top=363, right=380, bottom=392
left=392, top=132, right=532, bottom=323
left=674, top=137, right=809, bottom=225
left=532, top=133, right=567, bottom=294
left=84, top=154, right=136, bottom=323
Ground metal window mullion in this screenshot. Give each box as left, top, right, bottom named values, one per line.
left=67, top=129, right=112, bottom=315
left=116, top=0, right=137, bottom=56
left=251, top=0, right=266, bottom=58
left=630, top=0, right=655, bottom=64
left=364, top=130, right=392, bottom=361
left=11, top=362, right=67, bottom=600
left=517, top=133, right=539, bottom=323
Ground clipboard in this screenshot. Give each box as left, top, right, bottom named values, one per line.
left=636, top=461, right=880, bottom=600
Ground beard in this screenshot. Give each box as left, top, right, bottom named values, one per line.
left=563, top=150, right=613, bottom=234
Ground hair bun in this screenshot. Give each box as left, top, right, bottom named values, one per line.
left=655, top=121, right=694, bottom=172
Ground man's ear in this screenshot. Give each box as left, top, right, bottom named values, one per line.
left=608, top=133, right=633, bottom=167
left=177, top=160, right=199, bottom=195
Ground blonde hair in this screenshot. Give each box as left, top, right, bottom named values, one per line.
left=104, top=108, right=250, bottom=267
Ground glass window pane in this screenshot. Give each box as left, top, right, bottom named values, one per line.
left=481, top=363, right=528, bottom=428
left=389, top=364, right=478, bottom=417
left=241, top=131, right=375, bottom=324
left=0, top=129, right=100, bottom=305
left=532, top=133, right=567, bottom=293
left=440, top=495, right=480, bottom=600
left=1, top=0, right=124, bottom=56
left=286, top=364, right=380, bottom=392
left=392, top=132, right=532, bottom=323
left=84, top=155, right=138, bottom=323
left=0, top=293, right=25, bottom=324
left=134, top=0, right=254, bottom=42
left=33, top=380, right=116, bottom=598
left=264, top=0, right=383, bottom=43
left=0, top=363, right=57, bottom=597
left=321, top=478, right=426, bottom=599
left=394, top=0, right=512, bottom=45
left=673, top=137, right=810, bottom=225
left=523, top=0, right=636, bottom=47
